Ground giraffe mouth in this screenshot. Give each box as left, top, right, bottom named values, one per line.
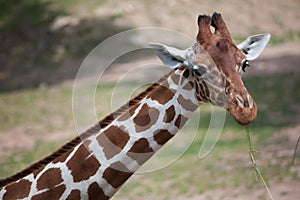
left=227, top=95, right=257, bottom=125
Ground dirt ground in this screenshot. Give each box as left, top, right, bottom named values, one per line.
left=177, top=125, right=300, bottom=200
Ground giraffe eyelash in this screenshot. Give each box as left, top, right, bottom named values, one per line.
left=241, top=60, right=250, bottom=72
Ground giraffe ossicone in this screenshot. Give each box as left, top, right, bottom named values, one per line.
left=0, top=13, right=270, bottom=200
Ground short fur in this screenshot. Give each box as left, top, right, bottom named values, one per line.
left=0, top=69, right=175, bottom=188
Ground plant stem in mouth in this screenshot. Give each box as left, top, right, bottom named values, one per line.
left=245, top=126, right=274, bottom=200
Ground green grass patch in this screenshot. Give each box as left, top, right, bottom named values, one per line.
left=0, top=140, right=62, bottom=177
left=0, top=86, right=73, bottom=131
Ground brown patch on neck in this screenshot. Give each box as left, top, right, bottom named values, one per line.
left=2, top=179, right=32, bottom=200
left=175, top=114, right=188, bottom=129
left=177, top=94, right=198, bottom=112
left=0, top=69, right=176, bottom=188
left=31, top=184, right=66, bottom=200
left=134, top=104, right=160, bottom=133
left=163, top=105, right=176, bottom=123
left=148, top=82, right=175, bottom=105
left=153, top=129, right=174, bottom=145
left=66, top=190, right=81, bottom=200
left=88, top=182, right=109, bottom=200
left=102, top=162, right=133, bottom=188
left=66, top=140, right=100, bottom=183
left=36, top=168, right=63, bottom=190
left=128, top=138, right=153, bottom=154
left=97, top=125, right=130, bottom=160
left=127, top=138, right=154, bottom=165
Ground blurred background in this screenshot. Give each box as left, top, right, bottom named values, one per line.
left=0, top=0, right=299, bottom=199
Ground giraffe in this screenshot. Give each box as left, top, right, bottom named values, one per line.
left=0, top=13, right=270, bottom=199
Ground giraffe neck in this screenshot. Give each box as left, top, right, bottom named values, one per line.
left=0, top=67, right=203, bottom=200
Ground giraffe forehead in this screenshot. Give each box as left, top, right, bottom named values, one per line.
left=211, top=40, right=244, bottom=67
left=201, top=46, right=243, bottom=84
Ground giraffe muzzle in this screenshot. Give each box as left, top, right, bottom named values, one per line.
left=228, top=92, right=257, bottom=125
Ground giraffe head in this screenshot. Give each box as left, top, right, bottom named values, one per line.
left=150, top=13, right=270, bottom=125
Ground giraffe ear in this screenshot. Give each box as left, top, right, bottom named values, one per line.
left=237, top=33, right=271, bottom=60
left=149, top=43, right=188, bottom=68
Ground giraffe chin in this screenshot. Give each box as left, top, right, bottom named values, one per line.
left=227, top=101, right=257, bottom=126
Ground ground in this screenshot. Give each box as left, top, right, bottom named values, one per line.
left=0, top=0, right=299, bottom=199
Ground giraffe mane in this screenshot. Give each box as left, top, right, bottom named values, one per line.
left=0, top=69, right=176, bottom=188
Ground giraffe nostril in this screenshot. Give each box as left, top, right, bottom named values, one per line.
left=247, top=94, right=254, bottom=108
left=244, top=101, right=249, bottom=108
left=235, top=95, right=244, bottom=108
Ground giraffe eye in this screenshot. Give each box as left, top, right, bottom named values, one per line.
left=193, top=65, right=207, bottom=76
left=241, top=60, right=250, bottom=72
